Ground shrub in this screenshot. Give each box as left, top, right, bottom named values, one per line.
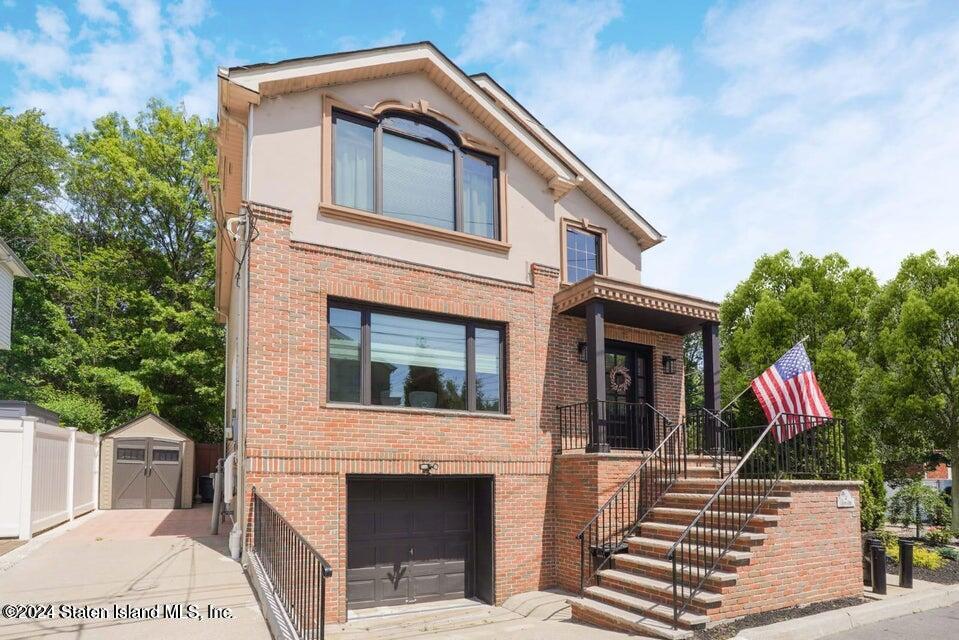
left=938, top=546, right=959, bottom=562
left=924, top=528, right=957, bottom=546
left=886, top=542, right=948, bottom=570
left=870, top=529, right=898, bottom=547
left=858, top=463, right=887, bottom=532
left=889, top=480, right=950, bottom=537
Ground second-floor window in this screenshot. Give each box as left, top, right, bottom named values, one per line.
left=332, top=110, right=500, bottom=240
left=566, top=226, right=603, bottom=282
left=328, top=302, right=505, bottom=413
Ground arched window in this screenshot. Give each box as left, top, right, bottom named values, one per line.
left=332, top=110, right=499, bottom=240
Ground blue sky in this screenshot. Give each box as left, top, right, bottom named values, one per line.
left=1, top=1, right=958, bottom=300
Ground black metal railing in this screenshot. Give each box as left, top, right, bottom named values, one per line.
left=666, top=413, right=847, bottom=624
left=558, top=400, right=671, bottom=452
left=252, top=487, right=333, bottom=640
left=684, top=407, right=731, bottom=469
left=576, top=407, right=682, bottom=592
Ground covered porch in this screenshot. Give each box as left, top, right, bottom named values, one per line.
left=553, top=275, right=721, bottom=454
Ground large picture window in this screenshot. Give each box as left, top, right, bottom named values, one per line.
left=332, top=110, right=500, bottom=240
left=327, top=302, right=505, bottom=413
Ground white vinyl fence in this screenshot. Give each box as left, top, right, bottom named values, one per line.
left=0, top=415, right=99, bottom=540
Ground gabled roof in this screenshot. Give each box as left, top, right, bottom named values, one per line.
left=218, top=41, right=664, bottom=250
left=102, top=412, right=192, bottom=440
left=0, top=238, right=32, bottom=278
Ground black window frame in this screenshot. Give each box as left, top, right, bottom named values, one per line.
left=565, top=226, right=603, bottom=283
left=326, top=300, right=507, bottom=414
left=331, top=109, right=501, bottom=240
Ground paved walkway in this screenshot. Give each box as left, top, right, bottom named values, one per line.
left=822, top=601, right=959, bottom=639
left=329, top=590, right=642, bottom=640
left=0, top=507, right=270, bottom=640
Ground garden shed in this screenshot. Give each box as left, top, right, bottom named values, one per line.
left=99, top=413, right=194, bottom=509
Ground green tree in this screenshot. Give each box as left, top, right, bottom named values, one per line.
left=684, top=332, right=704, bottom=415
left=862, top=252, right=959, bottom=529
left=720, top=252, right=879, bottom=460
left=889, top=480, right=949, bottom=538
left=0, top=102, right=223, bottom=441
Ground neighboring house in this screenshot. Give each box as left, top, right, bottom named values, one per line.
left=210, top=43, right=862, bottom=636
left=0, top=239, right=32, bottom=350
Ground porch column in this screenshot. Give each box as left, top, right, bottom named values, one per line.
left=585, top=300, right=609, bottom=453
left=702, top=321, right=721, bottom=412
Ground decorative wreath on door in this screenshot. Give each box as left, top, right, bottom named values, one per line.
left=608, top=364, right=632, bottom=394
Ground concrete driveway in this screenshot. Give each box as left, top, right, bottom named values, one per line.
left=0, top=506, right=269, bottom=640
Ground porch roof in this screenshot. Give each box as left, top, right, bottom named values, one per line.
left=554, top=275, right=720, bottom=335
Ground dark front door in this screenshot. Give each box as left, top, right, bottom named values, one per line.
left=112, top=437, right=182, bottom=509
left=604, top=342, right=653, bottom=449
left=347, top=477, right=490, bottom=609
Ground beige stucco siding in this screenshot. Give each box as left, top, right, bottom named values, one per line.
left=99, top=415, right=194, bottom=509
left=247, top=73, right=643, bottom=285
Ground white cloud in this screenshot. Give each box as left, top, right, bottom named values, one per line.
left=458, top=0, right=959, bottom=298
left=77, top=0, right=120, bottom=24
left=0, top=0, right=217, bottom=131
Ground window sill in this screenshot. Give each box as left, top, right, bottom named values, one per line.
left=324, top=402, right=515, bottom=420
left=319, top=202, right=511, bottom=254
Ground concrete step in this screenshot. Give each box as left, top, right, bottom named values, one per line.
left=626, top=536, right=753, bottom=567
left=648, top=506, right=780, bottom=530
left=612, top=553, right=738, bottom=589
left=570, top=593, right=699, bottom=638
left=638, top=521, right=767, bottom=548
left=659, top=492, right=791, bottom=513
left=599, top=569, right=723, bottom=610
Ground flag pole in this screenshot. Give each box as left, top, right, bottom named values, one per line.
left=719, top=335, right=811, bottom=413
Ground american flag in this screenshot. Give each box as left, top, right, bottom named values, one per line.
left=750, top=343, right=832, bottom=443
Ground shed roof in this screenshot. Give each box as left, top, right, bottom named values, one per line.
left=102, top=412, right=192, bottom=441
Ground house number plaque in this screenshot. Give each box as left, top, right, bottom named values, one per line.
left=836, top=489, right=855, bottom=508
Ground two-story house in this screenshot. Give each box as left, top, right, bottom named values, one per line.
left=210, top=43, right=862, bottom=638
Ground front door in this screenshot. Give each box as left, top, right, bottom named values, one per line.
left=112, top=437, right=182, bottom=509
left=604, top=342, right=653, bottom=448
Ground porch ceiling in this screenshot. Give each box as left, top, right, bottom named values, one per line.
left=554, top=275, right=720, bottom=335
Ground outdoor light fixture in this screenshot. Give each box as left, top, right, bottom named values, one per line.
left=662, top=355, right=677, bottom=375
left=578, top=342, right=589, bottom=363
left=419, top=462, right=438, bottom=475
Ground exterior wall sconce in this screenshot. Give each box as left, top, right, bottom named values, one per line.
left=662, top=355, right=677, bottom=375
left=419, top=462, right=438, bottom=475
left=578, top=342, right=588, bottom=363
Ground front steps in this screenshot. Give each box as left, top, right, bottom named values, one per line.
left=569, top=463, right=791, bottom=639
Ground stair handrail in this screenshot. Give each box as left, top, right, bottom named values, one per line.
left=576, top=404, right=685, bottom=594
left=666, top=412, right=832, bottom=623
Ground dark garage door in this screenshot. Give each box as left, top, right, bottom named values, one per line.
left=347, top=476, right=492, bottom=609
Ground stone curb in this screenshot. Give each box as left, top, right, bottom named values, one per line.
left=734, top=584, right=959, bottom=640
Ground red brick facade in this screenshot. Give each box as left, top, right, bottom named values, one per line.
left=239, top=205, right=864, bottom=630
left=712, top=482, right=863, bottom=621
left=241, top=206, right=687, bottom=622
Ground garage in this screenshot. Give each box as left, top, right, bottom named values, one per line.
left=99, top=413, right=194, bottom=509
left=346, top=476, right=493, bottom=610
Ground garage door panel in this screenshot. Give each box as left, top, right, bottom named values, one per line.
left=445, top=509, right=470, bottom=533
left=413, top=481, right=441, bottom=500
left=375, top=511, right=412, bottom=535
left=380, top=479, right=412, bottom=501
left=411, top=510, right=443, bottom=533
left=444, top=479, right=469, bottom=501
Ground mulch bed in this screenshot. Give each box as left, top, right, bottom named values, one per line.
left=692, top=596, right=866, bottom=640
left=886, top=556, right=959, bottom=584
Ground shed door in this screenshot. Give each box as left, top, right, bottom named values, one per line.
left=347, top=477, right=474, bottom=609
left=147, top=439, right=182, bottom=508
left=112, top=437, right=182, bottom=509
left=112, top=438, right=148, bottom=509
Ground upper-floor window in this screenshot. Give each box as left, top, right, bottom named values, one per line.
left=328, top=301, right=505, bottom=413
left=333, top=110, right=500, bottom=240
left=565, top=226, right=603, bottom=282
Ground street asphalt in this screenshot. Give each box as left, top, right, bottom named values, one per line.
left=822, top=601, right=959, bottom=640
